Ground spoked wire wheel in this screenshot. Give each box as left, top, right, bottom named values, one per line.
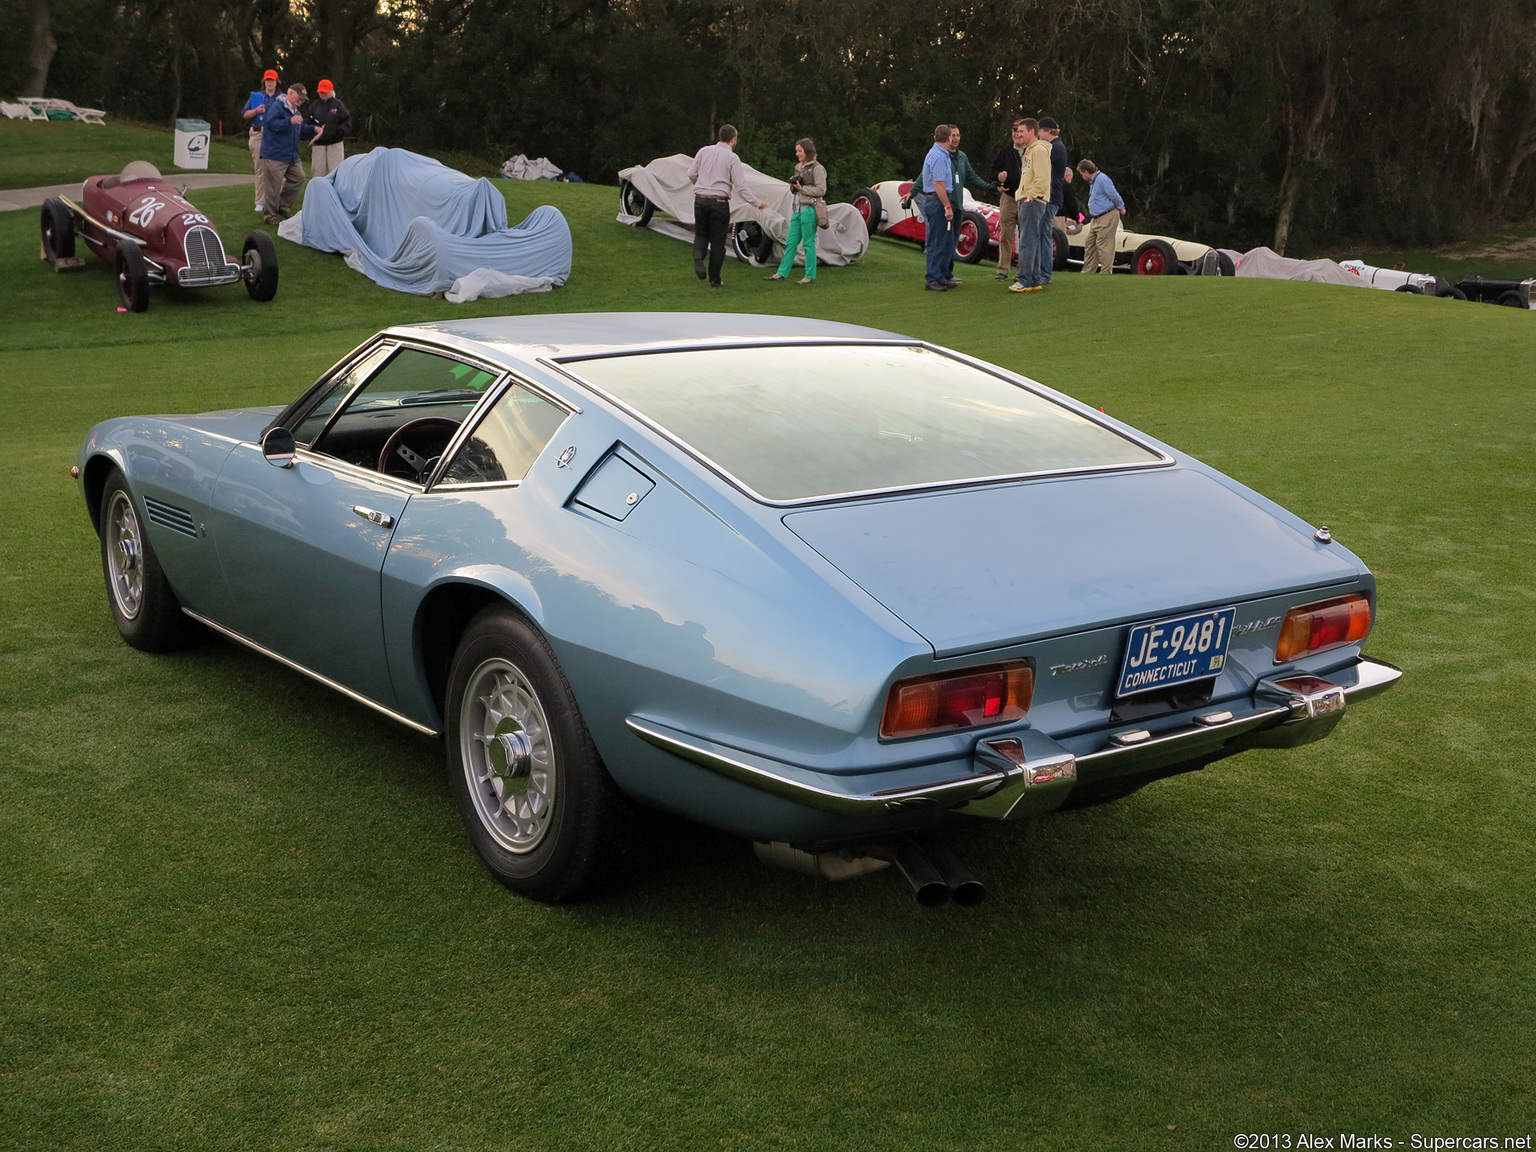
left=104, top=488, right=145, bottom=621
left=460, top=656, right=557, bottom=853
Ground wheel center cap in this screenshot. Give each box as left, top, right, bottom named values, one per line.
left=488, top=721, right=534, bottom=794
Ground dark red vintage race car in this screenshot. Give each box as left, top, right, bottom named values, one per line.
left=40, top=161, right=278, bottom=313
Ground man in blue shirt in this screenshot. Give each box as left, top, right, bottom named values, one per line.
left=242, top=69, right=279, bottom=212
left=258, top=82, right=318, bottom=225
left=1077, top=159, right=1127, bottom=274
left=917, top=124, right=957, bottom=291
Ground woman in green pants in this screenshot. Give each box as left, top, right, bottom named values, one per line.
left=766, top=138, right=827, bottom=284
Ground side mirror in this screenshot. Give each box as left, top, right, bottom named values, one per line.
left=261, top=426, right=296, bottom=468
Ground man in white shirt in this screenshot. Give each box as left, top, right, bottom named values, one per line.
left=687, top=125, right=766, bottom=287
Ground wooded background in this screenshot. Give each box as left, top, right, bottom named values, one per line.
left=7, top=0, right=1536, bottom=253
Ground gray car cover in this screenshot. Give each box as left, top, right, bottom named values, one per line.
left=1231, top=246, right=1361, bottom=286
left=617, top=153, right=868, bottom=267
left=278, top=147, right=572, bottom=297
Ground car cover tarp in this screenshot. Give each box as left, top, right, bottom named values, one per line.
left=1231, top=246, right=1361, bottom=286
left=280, top=147, right=572, bottom=296
left=616, top=153, right=868, bottom=266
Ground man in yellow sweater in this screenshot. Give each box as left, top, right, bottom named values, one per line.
left=1008, top=118, right=1053, bottom=293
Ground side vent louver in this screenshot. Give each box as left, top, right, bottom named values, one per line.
left=143, top=497, right=198, bottom=538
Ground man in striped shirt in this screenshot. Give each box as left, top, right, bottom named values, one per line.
left=687, top=125, right=766, bottom=287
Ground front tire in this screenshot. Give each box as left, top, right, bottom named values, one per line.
left=848, top=187, right=882, bottom=233
left=41, top=197, right=75, bottom=259
left=445, top=606, right=625, bottom=902
left=99, top=471, right=199, bottom=651
left=1051, top=225, right=1070, bottom=271
left=242, top=231, right=279, bottom=301
left=116, top=241, right=150, bottom=312
left=619, top=180, right=654, bottom=227
left=1133, top=238, right=1177, bottom=276
left=955, top=208, right=989, bottom=263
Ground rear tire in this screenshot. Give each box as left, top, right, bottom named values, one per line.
left=444, top=606, right=627, bottom=902
left=115, top=241, right=149, bottom=312
left=1133, top=238, right=1177, bottom=276
left=99, top=471, right=199, bottom=651
left=849, top=187, right=882, bottom=232
left=955, top=208, right=989, bottom=263
left=619, top=179, right=654, bottom=227
left=1052, top=226, right=1069, bottom=271
left=41, top=197, right=75, bottom=259
left=1216, top=251, right=1236, bottom=277
left=732, top=220, right=775, bottom=265
left=242, top=231, right=279, bottom=302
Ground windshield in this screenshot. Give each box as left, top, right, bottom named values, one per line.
left=567, top=344, right=1164, bottom=502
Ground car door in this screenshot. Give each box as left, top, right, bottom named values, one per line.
left=208, top=344, right=502, bottom=710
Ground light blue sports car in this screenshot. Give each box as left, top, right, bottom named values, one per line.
left=77, top=313, right=1400, bottom=904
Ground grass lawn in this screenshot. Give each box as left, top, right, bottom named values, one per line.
left=0, top=118, right=256, bottom=189
left=2, top=151, right=1534, bottom=1150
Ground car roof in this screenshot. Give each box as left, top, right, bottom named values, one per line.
left=385, top=312, right=906, bottom=368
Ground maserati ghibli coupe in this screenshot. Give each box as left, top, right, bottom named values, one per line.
left=77, top=313, right=1399, bottom=903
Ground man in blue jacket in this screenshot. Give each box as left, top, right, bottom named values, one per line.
left=258, top=82, right=318, bottom=225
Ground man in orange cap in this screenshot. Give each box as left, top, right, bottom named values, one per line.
left=242, top=69, right=280, bottom=212
left=307, top=79, right=351, bottom=178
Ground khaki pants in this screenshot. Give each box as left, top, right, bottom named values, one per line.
left=248, top=130, right=263, bottom=207
left=311, top=142, right=345, bottom=178
left=1081, top=210, right=1119, bottom=273
left=258, top=158, right=305, bottom=221
left=995, top=191, right=1017, bottom=274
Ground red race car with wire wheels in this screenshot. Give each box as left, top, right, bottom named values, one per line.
left=847, top=180, right=1021, bottom=265
left=848, top=181, right=1233, bottom=276
left=40, top=160, right=278, bottom=313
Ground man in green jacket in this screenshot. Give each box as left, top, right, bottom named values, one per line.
left=943, top=127, right=997, bottom=282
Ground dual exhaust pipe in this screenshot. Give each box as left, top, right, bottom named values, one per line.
left=886, top=838, right=985, bottom=908
left=753, top=836, right=986, bottom=907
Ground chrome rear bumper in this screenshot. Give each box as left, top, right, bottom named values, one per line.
left=626, top=656, right=1402, bottom=822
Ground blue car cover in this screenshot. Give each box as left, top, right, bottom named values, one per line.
left=287, top=147, right=572, bottom=295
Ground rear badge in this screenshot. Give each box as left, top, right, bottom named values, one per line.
left=556, top=445, right=577, bottom=468
left=1050, top=654, right=1107, bottom=676
left=1116, top=606, right=1237, bottom=697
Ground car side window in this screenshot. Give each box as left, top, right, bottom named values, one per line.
left=436, top=383, right=568, bottom=486
left=309, top=347, right=500, bottom=473
left=292, top=344, right=393, bottom=447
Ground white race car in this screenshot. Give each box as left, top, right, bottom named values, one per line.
left=616, top=155, right=869, bottom=268
left=848, top=180, right=1232, bottom=275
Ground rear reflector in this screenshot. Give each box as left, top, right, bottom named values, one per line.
left=1274, top=595, right=1372, bottom=663
left=880, top=662, right=1034, bottom=739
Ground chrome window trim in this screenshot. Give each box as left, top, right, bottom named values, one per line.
left=182, top=608, right=439, bottom=737
left=271, top=335, right=398, bottom=437
left=298, top=339, right=521, bottom=487
left=292, top=447, right=423, bottom=494
left=424, top=370, right=578, bottom=493
left=549, top=340, right=1175, bottom=508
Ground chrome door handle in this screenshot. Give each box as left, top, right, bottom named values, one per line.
left=352, top=505, right=394, bottom=528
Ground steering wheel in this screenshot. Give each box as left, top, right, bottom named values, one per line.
left=378, top=417, right=461, bottom=481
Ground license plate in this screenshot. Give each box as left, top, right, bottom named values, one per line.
left=1116, top=606, right=1237, bottom=697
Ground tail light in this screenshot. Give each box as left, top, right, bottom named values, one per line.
left=880, top=661, right=1033, bottom=739
left=1274, top=595, right=1372, bottom=663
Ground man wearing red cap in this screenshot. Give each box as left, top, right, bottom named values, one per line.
left=307, top=79, right=351, bottom=178
left=242, top=70, right=280, bottom=213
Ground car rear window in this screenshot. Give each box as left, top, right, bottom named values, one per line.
left=566, top=344, right=1163, bottom=502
